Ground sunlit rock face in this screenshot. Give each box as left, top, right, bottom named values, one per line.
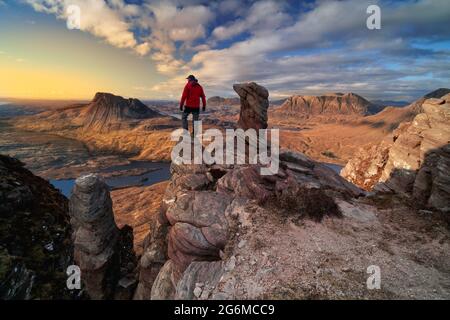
left=342, top=94, right=450, bottom=212
left=276, top=92, right=372, bottom=116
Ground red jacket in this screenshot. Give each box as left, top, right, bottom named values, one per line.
left=180, top=81, right=206, bottom=109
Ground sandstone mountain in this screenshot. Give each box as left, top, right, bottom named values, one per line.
left=274, top=92, right=373, bottom=116
left=0, top=155, right=72, bottom=299
left=342, top=93, right=450, bottom=212
left=13, top=92, right=179, bottom=161
left=81, top=93, right=160, bottom=132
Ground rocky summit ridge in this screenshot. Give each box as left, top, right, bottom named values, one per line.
left=275, top=92, right=373, bottom=116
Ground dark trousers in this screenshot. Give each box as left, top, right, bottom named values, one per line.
left=182, top=106, right=200, bottom=134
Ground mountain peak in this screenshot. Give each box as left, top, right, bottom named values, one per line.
left=83, top=92, right=159, bottom=132
left=423, top=88, right=450, bottom=99
left=276, top=92, right=373, bottom=116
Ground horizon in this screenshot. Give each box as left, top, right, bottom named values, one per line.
left=1, top=0, right=449, bottom=101
left=5, top=87, right=449, bottom=104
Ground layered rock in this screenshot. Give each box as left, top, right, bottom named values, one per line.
left=69, top=174, right=137, bottom=299
left=233, top=82, right=269, bottom=130
left=0, top=155, right=72, bottom=299
left=342, top=94, right=450, bottom=212
left=276, top=92, right=372, bottom=116
left=136, top=82, right=365, bottom=300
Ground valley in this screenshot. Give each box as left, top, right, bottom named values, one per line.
left=1, top=84, right=449, bottom=300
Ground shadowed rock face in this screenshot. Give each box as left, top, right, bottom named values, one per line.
left=276, top=92, right=372, bottom=116
left=82, top=92, right=160, bottom=132
left=69, top=174, right=137, bottom=299
left=233, top=82, right=269, bottom=130
left=342, top=94, right=450, bottom=212
left=0, top=155, right=72, bottom=300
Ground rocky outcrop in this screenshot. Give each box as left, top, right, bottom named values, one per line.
left=233, top=82, right=269, bottom=130
left=136, top=82, right=365, bottom=300
left=81, top=92, right=160, bottom=132
left=342, top=94, right=450, bottom=212
left=0, top=155, right=72, bottom=299
left=143, top=150, right=364, bottom=299
left=69, top=174, right=137, bottom=299
left=276, top=92, right=372, bottom=116
left=133, top=214, right=168, bottom=300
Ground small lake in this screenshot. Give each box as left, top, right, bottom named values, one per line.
left=51, top=161, right=342, bottom=198
left=51, top=161, right=171, bottom=197
left=323, top=163, right=343, bottom=174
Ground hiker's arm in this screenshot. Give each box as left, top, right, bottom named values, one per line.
left=180, top=85, right=188, bottom=110
left=201, top=88, right=206, bottom=111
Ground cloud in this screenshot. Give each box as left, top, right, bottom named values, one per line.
left=25, top=0, right=138, bottom=49
left=212, top=0, right=291, bottom=40
left=170, top=0, right=450, bottom=100
left=24, top=0, right=450, bottom=100
left=135, top=42, right=151, bottom=56
left=136, top=2, right=215, bottom=75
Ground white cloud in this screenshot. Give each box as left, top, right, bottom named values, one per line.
left=149, top=0, right=450, bottom=100
left=137, top=2, right=214, bottom=75
left=25, top=0, right=138, bottom=49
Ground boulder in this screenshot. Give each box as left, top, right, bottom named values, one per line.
left=233, top=82, right=269, bottom=130
left=69, top=174, right=137, bottom=299
left=175, top=261, right=224, bottom=300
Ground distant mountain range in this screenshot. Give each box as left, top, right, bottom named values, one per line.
left=275, top=92, right=373, bottom=116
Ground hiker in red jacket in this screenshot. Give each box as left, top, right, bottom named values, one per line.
left=180, top=75, right=206, bottom=134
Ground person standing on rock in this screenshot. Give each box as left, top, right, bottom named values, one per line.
left=180, top=75, right=206, bottom=135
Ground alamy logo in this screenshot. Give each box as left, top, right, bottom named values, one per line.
left=366, top=265, right=381, bottom=290
left=171, top=121, right=279, bottom=175
left=66, top=265, right=81, bottom=290
left=366, top=5, right=381, bottom=30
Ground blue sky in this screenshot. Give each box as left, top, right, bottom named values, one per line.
left=0, top=0, right=449, bottom=101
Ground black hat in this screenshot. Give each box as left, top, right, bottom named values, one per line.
left=186, top=75, right=197, bottom=81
